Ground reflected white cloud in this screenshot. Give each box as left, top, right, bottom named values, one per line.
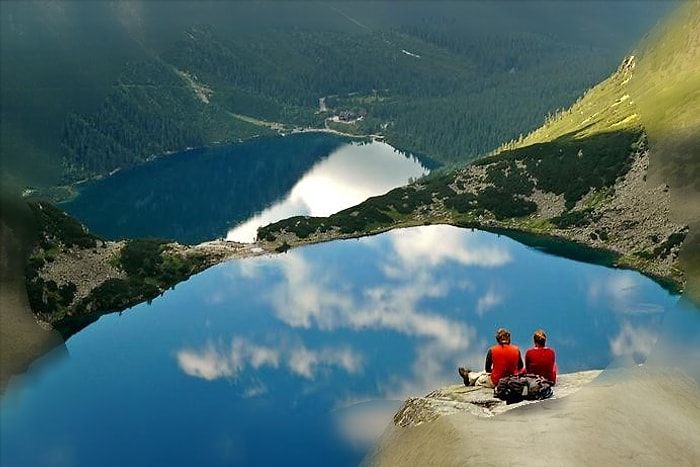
left=609, top=322, right=659, bottom=364
left=266, top=227, right=487, bottom=399
left=243, top=382, right=269, bottom=398
left=289, top=346, right=362, bottom=378
left=349, top=293, right=467, bottom=351
left=618, top=303, right=666, bottom=314
left=226, top=141, right=429, bottom=242
left=176, top=337, right=362, bottom=381
left=236, top=252, right=270, bottom=279
left=607, top=274, right=640, bottom=307
left=379, top=225, right=512, bottom=275
left=270, top=254, right=353, bottom=329
left=587, top=272, right=660, bottom=314
left=267, top=227, right=506, bottom=356
left=177, top=342, right=235, bottom=381
left=476, top=284, right=504, bottom=316
left=271, top=247, right=474, bottom=353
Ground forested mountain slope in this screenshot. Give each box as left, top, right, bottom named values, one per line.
left=1, top=1, right=675, bottom=188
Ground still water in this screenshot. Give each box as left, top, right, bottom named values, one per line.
left=62, top=133, right=432, bottom=244
left=0, top=225, right=680, bottom=467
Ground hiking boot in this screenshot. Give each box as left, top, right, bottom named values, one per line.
left=458, top=367, right=471, bottom=386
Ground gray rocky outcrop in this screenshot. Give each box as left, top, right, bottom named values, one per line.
left=364, top=366, right=700, bottom=467
left=393, top=370, right=601, bottom=427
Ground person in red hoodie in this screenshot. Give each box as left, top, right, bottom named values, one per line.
left=459, top=327, right=523, bottom=387
left=525, top=329, right=557, bottom=385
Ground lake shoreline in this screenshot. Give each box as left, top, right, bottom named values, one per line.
left=267, top=219, right=685, bottom=295
left=22, top=124, right=380, bottom=205
left=257, top=140, right=688, bottom=297
left=24, top=213, right=684, bottom=346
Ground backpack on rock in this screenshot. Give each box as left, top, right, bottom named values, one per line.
left=494, top=374, right=553, bottom=404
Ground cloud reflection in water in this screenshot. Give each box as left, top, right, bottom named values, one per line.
left=226, top=141, right=429, bottom=242
left=267, top=225, right=515, bottom=398
left=177, top=337, right=362, bottom=381
left=586, top=270, right=667, bottom=364
left=179, top=226, right=515, bottom=403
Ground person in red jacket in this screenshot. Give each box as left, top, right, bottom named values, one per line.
left=525, top=329, right=557, bottom=385
left=459, top=327, right=523, bottom=387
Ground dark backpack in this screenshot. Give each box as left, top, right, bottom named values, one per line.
left=494, top=374, right=553, bottom=405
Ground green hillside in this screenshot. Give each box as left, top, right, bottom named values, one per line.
left=630, top=1, right=700, bottom=302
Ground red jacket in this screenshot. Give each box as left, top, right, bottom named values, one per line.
left=525, top=346, right=557, bottom=384
left=486, top=344, right=523, bottom=385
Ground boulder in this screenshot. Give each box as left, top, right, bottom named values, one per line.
left=393, top=370, right=601, bottom=427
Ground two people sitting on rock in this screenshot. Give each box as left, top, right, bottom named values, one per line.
left=459, top=327, right=556, bottom=388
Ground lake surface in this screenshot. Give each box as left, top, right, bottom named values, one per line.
left=0, top=225, right=683, bottom=467
left=61, top=133, right=432, bottom=244
left=7, top=133, right=698, bottom=466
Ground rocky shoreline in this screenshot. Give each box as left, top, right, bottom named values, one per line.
left=444, top=144, right=687, bottom=290
left=29, top=142, right=688, bottom=338
left=31, top=237, right=279, bottom=329
left=392, top=370, right=602, bottom=426
left=258, top=144, right=688, bottom=294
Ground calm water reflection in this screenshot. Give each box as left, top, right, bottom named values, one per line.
left=0, top=225, right=681, bottom=467
left=62, top=134, right=430, bottom=245
left=227, top=139, right=430, bottom=242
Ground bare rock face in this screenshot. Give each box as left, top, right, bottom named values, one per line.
left=39, top=240, right=127, bottom=304
left=365, top=366, right=700, bottom=467
left=393, top=370, right=602, bottom=427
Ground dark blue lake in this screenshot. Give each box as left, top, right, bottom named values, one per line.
left=3, top=133, right=698, bottom=467
left=61, top=133, right=433, bottom=244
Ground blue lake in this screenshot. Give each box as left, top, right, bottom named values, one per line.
left=4, top=133, right=698, bottom=467
left=0, top=225, right=682, bottom=467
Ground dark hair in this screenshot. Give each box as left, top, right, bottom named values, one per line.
left=533, top=329, right=547, bottom=346
left=495, top=328, right=511, bottom=345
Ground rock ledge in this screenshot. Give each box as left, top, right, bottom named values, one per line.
left=393, top=370, right=602, bottom=427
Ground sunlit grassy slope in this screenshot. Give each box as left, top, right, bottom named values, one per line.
left=630, top=1, right=700, bottom=302
left=497, top=0, right=697, bottom=147
left=629, top=1, right=700, bottom=138
left=499, top=0, right=700, bottom=302
left=501, top=0, right=698, bottom=185
left=497, top=57, right=642, bottom=148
